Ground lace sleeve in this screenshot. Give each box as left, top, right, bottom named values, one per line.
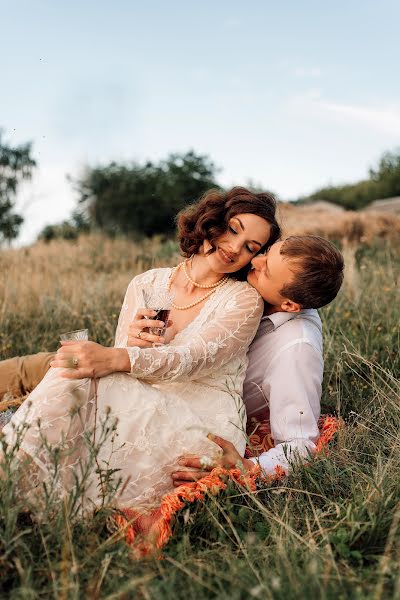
left=123, top=283, right=263, bottom=382
left=114, top=277, right=140, bottom=348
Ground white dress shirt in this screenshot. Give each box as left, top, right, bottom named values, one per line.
left=243, top=309, right=323, bottom=476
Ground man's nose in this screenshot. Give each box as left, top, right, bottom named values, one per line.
left=251, top=255, right=264, bottom=270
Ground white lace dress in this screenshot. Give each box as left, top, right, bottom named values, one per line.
left=4, top=268, right=263, bottom=510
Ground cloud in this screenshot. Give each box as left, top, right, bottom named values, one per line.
left=291, top=91, right=400, bottom=136
left=317, top=99, right=400, bottom=135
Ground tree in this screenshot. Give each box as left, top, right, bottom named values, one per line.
left=73, top=151, right=219, bottom=237
left=298, top=148, right=400, bottom=210
left=0, top=131, right=36, bottom=243
left=369, top=150, right=400, bottom=198
left=38, top=210, right=91, bottom=243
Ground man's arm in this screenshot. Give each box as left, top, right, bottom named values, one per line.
left=171, top=340, right=323, bottom=485
left=250, top=340, right=323, bottom=476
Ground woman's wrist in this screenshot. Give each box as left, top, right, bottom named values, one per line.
left=110, top=348, right=132, bottom=373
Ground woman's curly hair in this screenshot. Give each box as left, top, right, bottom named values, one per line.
left=176, top=187, right=281, bottom=280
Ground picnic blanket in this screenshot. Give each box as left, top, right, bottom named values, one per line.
left=113, top=414, right=341, bottom=556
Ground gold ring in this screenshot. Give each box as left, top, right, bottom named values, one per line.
left=137, top=331, right=143, bottom=339
left=72, top=357, right=79, bottom=367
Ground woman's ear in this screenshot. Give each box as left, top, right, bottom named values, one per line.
left=280, top=299, right=302, bottom=313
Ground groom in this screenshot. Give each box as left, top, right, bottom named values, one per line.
left=171, top=235, right=344, bottom=484
left=0, top=235, right=344, bottom=481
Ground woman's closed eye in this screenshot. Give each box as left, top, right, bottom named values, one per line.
left=229, top=226, right=256, bottom=254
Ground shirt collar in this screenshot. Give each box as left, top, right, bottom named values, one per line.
left=261, top=308, right=319, bottom=331
left=261, top=311, right=298, bottom=330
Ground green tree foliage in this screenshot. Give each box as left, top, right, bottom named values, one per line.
left=0, top=131, right=36, bottom=243
left=299, top=148, right=400, bottom=210
left=38, top=210, right=91, bottom=243
left=73, top=151, right=219, bottom=237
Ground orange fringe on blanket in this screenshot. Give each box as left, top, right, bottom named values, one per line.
left=114, top=414, right=342, bottom=556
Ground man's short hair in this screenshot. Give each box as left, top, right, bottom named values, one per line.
left=279, top=236, right=344, bottom=309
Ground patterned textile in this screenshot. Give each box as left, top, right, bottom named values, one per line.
left=114, top=413, right=342, bottom=557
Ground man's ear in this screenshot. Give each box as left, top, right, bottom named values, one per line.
left=279, top=299, right=302, bottom=313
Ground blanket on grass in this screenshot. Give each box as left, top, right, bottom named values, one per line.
left=113, top=414, right=341, bottom=557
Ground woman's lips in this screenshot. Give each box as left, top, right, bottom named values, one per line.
left=218, top=247, right=235, bottom=264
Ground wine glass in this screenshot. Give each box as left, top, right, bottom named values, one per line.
left=142, top=288, right=175, bottom=336
left=59, top=329, right=89, bottom=342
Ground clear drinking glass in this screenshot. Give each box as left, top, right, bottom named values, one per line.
left=142, top=288, right=175, bottom=336
left=60, top=328, right=89, bottom=341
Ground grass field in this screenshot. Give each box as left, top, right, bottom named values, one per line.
left=0, top=226, right=399, bottom=599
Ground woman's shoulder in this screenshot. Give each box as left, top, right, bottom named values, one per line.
left=223, top=278, right=263, bottom=308
left=227, top=278, right=260, bottom=295
left=127, top=267, right=172, bottom=289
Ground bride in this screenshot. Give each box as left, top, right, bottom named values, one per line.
left=3, top=187, right=280, bottom=511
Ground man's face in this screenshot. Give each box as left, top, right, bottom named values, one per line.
left=247, top=241, right=299, bottom=310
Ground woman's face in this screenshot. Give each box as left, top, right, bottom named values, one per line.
left=203, top=213, right=272, bottom=274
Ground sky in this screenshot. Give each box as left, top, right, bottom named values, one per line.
left=1, top=0, right=399, bottom=245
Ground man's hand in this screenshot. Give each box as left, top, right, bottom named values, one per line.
left=171, top=434, right=255, bottom=487
left=50, top=341, right=130, bottom=379
left=127, top=308, right=172, bottom=348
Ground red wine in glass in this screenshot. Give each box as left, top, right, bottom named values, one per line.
left=150, top=308, right=170, bottom=336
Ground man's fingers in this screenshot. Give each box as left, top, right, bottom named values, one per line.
left=207, top=433, right=233, bottom=451
left=171, top=470, right=209, bottom=483
left=177, top=456, right=205, bottom=470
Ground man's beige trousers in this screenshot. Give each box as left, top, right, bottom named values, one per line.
left=0, top=352, right=55, bottom=406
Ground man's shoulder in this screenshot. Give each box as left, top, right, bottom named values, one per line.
left=252, top=309, right=323, bottom=357
left=284, top=309, right=322, bottom=335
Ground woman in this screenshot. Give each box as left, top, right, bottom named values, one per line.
left=3, top=187, right=280, bottom=511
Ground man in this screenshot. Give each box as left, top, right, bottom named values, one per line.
left=171, top=235, right=344, bottom=484
left=0, top=236, right=344, bottom=482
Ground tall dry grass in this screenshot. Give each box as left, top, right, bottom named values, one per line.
left=0, top=209, right=399, bottom=598
left=278, top=203, right=400, bottom=244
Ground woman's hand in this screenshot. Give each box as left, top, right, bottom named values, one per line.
left=50, top=341, right=130, bottom=379
left=127, top=308, right=170, bottom=348
left=171, top=434, right=255, bottom=487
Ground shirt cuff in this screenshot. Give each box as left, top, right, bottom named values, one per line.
left=249, top=439, right=317, bottom=477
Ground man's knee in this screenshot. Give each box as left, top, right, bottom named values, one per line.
left=0, top=351, right=56, bottom=399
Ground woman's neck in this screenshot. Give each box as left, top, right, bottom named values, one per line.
left=188, top=253, right=224, bottom=287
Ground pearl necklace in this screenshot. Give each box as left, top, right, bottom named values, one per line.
left=168, top=262, right=228, bottom=310
left=183, top=257, right=228, bottom=289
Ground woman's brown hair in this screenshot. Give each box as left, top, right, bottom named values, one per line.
left=176, top=187, right=281, bottom=279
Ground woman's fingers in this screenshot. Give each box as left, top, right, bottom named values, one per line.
left=131, top=318, right=165, bottom=330
left=135, top=308, right=157, bottom=319
left=50, top=359, right=72, bottom=369
left=127, top=331, right=165, bottom=346
left=60, top=368, right=92, bottom=380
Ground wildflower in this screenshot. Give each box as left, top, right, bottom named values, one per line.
left=199, top=455, right=214, bottom=469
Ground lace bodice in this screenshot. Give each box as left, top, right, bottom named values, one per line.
left=115, top=268, right=264, bottom=383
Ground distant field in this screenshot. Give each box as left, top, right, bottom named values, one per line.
left=0, top=211, right=399, bottom=599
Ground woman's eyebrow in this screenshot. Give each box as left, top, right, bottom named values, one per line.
left=233, top=217, right=262, bottom=247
